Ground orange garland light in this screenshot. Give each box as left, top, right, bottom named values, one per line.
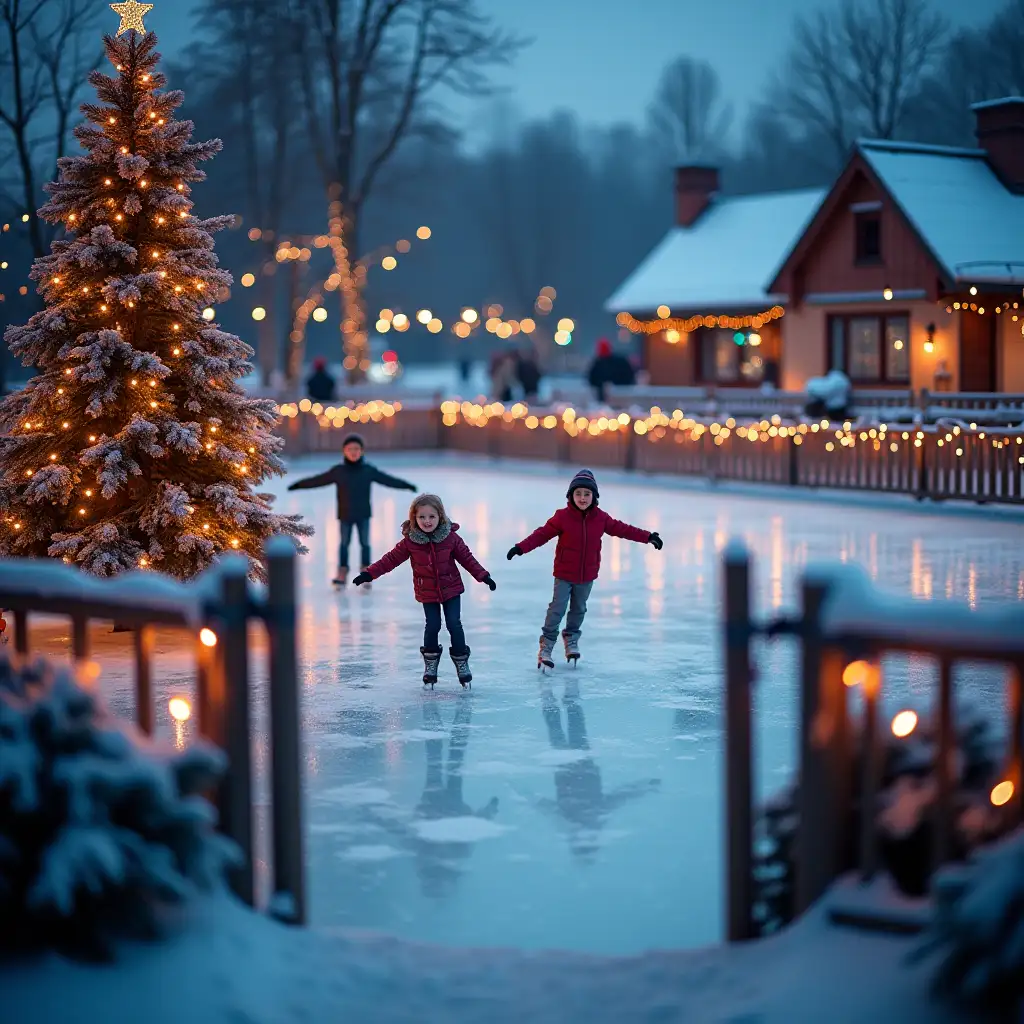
left=616, top=305, right=785, bottom=335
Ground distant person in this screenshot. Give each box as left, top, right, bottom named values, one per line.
left=516, top=346, right=542, bottom=401
left=489, top=349, right=515, bottom=402
left=458, top=358, right=472, bottom=385
left=287, top=433, right=416, bottom=586
left=587, top=338, right=635, bottom=402
left=306, top=358, right=335, bottom=402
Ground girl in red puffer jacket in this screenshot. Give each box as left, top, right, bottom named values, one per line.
left=507, top=469, right=662, bottom=669
left=354, top=494, right=495, bottom=687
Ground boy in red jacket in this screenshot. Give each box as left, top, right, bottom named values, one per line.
left=507, top=469, right=662, bottom=668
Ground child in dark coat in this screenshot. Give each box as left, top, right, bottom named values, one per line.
left=287, top=433, right=416, bottom=585
left=354, top=493, right=496, bottom=687
left=507, top=468, right=662, bottom=668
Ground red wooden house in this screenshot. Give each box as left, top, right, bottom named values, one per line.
left=608, top=97, right=1024, bottom=393
left=769, top=97, right=1024, bottom=393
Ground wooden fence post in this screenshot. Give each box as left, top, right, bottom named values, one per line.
left=219, top=557, right=255, bottom=907
left=723, top=541, right=754, bottom=941
left=134, top=624, right=155, bottom=735
left=934, top=656, right=955, bottom=872
left=795, top=573, right=842, bottom=913
left=266, top=537, right=306, bottom=925
left=71, top=615, right=89, bottom=662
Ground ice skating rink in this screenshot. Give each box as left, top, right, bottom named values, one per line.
left=74, top=453, right=1024, bottom=955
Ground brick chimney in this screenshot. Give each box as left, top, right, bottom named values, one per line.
left=973, top=97, right=1024, bottom=193
left=674, top=165, right=719, bottom=227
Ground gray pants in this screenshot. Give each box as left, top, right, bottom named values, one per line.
left=542, top=579, right=594, bottom=643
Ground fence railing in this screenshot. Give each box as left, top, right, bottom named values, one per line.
left=721, top=543, right=1024, bottom=942
left=274, top=397, right=1024, bottom=505
left=0, top=537, right=305, bottom=925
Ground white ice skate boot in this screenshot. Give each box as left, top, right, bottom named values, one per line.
left=538, top=636, right=555, bottom=671
left=562, top=632, right=580, bottom=665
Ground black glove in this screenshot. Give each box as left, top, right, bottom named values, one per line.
left=506, top=545, right=522, bottom=560
left=352, top=571, right=373, bottom=586
left=287, top=483, right=298, bottom=491
left=407, top=483, right=417, bottom=491
left=648, top=532, right=663, bottom=551
left=483, top=575, right=497, bottom=591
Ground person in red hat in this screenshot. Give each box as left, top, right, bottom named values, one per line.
left=306, top=357, right=336, bottom=402
left=507, top=468, right=662, bottom=668
left=586, top=337, right=636, bottom=402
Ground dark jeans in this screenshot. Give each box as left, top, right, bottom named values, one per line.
left=423, top=596, right=466, bottom=653
left=339, top=518, right=370, bottom=569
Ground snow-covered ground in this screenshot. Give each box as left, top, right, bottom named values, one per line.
left=19, top=454, right=1024, bottom=957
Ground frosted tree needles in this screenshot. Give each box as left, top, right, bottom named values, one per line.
left=0, top=29, right=311, bottom=580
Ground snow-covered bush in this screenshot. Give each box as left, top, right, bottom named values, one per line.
left=0, top=652, right=236, bottom=959
left=913, top=829, right=1024, bottom=1010
left=753, top=704, right=1006, bottom=935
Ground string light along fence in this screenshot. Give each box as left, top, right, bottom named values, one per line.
left=0, top=537, right=305, bottom=925
left=275, top=394, right=1024, bottom=505
left=720, top=543, right=1024, bottom=942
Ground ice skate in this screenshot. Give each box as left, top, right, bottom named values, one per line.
left=420, top=646, right=442, bottom=687
left=538, top=636, right=555, bottom=671
left=562, top=632, right=580, bottom=666
left=331, top=567, right=347, bottom=588
left=450, top=647, right=472, bottom=687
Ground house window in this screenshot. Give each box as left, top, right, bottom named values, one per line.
left=699, top=328, right=767, bottom=384
left=854, top=212, right=882, bottom=264
left=827, top=313, right=910, bottom=385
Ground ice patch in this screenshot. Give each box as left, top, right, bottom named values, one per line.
left=309, top=822, right=359, bottom=835
left=377, top=729, right=449, bottom=743
left=412, top=817, right=511, bottom=842
left=534, top=749, right=592, bottom=766
left=315, top=734, right=371, bottom=750
left=318, top=784, right=393, bottom=806
left=469, top=760, right=541, bottom=777
left=339, top=844, right=405, bottom=862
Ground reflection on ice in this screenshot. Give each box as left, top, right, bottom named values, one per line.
left=360, top=698, right=500, bottom=899
left=537, top=680, right=660, bottom=862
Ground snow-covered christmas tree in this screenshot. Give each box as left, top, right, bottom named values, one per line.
left=0, top=20, right=310, bottom=580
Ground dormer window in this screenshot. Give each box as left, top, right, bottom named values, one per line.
left=854, top=206, right=882, bottom=264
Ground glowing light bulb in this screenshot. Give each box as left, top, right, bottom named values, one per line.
left=252, top=307, right=266, bottom=321
left=241, top=273, right=255, bottom=287
left=199, top=628, right=217, bottom=648
left=991, top=779, right=1014, bottom=806
left=381, top=255, right=397, bottom=270
left=891, top=710, right=917, bottom=738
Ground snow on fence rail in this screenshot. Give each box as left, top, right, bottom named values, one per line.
left=275, top=399, right=1024, bottom=505
left=721, top=542, right=1024, bottom=942
left=0, top=537, right=305, bottom=926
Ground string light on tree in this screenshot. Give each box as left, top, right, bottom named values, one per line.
left=0, top=19, right=310, bottom=578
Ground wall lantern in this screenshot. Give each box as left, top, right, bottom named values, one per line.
left=924, top=322, right=935, bottom=354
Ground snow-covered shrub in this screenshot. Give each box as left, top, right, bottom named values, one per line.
left=0, top=652, right=237, bottom=959
left=753, top=704, right=1006, bottom=935
left=913, top=829, right=1024, bottom=1009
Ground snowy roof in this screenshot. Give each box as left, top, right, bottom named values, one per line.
left=859, top=139, right=1024, bottom=284
left=604, top=187, right=827, bottom=314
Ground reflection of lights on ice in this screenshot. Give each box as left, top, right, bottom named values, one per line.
left=169, top=696, right=192, bottom=722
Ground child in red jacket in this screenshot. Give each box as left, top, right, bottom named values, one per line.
left=507, top=469, right=662, bottom=668
left=354, top=494, right=495, bottom=687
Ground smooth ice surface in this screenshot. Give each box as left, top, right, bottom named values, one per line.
left=34, top=453, right=1024, bottom=957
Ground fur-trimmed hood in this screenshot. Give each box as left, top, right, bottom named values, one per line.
left=402, top=520, right=457, bottom=544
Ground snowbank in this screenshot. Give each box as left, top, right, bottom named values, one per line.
left=4, top=891, right=979, bottom=1024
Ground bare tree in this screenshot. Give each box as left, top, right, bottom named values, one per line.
left=775, top=0, right=947, bottom=166
left=288, top=0, right=525, bottom=381
left=186, top=1, right=304, bottom=386
left=646, top=56, right=732, bottom=165
left=0, top=0, right=100, bottom=259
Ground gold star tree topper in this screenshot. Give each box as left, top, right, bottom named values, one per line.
left=111, top=1, right=154, bottom=36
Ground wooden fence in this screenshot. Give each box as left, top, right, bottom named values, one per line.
left=276, top=401, right=1024, bottom=505
left=0, top=537, right=306, bottom=925
left=721, top=543, right=1024, bottom=942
